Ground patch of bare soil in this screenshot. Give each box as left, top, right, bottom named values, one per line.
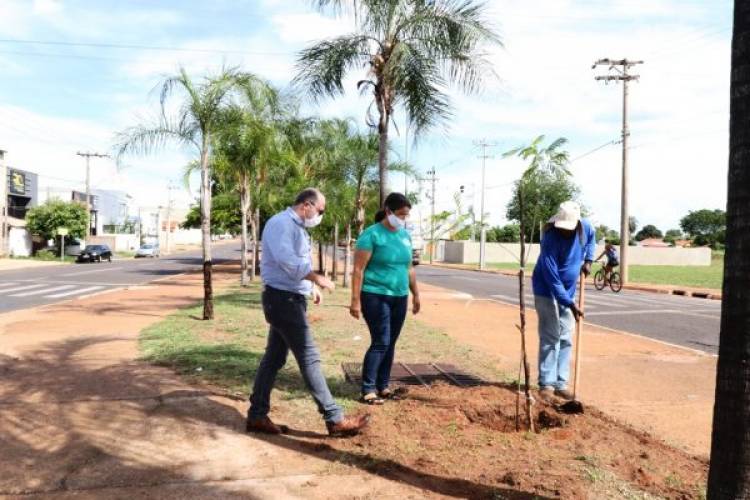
left=314, top=383, right=707, bottom=499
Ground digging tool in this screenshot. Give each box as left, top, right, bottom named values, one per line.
left=561, top=272, right=586, bottom=414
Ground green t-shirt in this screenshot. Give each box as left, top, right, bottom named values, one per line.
left=356, top=222, right=412, bottom=297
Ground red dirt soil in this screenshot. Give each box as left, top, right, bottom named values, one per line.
left=285, top=383, right=708, bottom=499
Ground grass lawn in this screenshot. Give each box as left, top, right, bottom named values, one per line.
left=140, top=282, right=510, bottom=416
left=462, top=255, right=724, bottom=290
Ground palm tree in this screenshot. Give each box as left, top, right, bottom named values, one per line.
left=295, top=0, right=500, bottom=206
left=115, top=67, right=242, bottom=320
left=502, top=135, right=570, bottom=431
left=212, top=77, right=290, bottom=286
left=707, top=3, right=750, bottom=496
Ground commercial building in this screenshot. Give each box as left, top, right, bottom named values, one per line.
left=1, top=152, right=39, bottom=256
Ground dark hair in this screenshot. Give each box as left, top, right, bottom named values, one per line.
left=375, top=192, right=412, bottom=222
left=294, top=187, right=322, bottom=206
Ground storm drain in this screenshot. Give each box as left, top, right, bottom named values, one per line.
left=341, top=362, right=486, bottom=388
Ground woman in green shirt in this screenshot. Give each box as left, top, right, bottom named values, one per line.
left=350, top=193, right=421, bottom=404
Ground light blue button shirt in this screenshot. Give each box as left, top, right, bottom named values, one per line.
left=261, top=207, right=313, bottom=296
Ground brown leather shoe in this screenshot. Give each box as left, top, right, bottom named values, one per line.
left=326, top=414, right=370, bottom=437
left=245, top=416, right=289, bottom=435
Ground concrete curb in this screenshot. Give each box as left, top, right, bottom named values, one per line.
left=427, top=262, right=723, bottom=301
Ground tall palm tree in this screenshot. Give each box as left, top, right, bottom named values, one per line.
left=115, top=67, right=242, bottom=320
left=707, top=2, right=750, bottom=497
left=295, top=0, right=500, bottom=206
left=503, top=135, right=570, bottom=431
left=212, top=76, right=290, bottom=286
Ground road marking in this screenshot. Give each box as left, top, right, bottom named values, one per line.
left=584, top=308, right=719, bottom=319
left=60, top=267, right=122, bottom=277
left=9, top=285, right=76, bottom=297
left=0, top=284, right=48, bottom=294
left=45, top=285, right=105, bottom=298
left=0, top=282, right=18, bottom=289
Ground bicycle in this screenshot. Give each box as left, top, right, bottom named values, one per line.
left=593, top=261, right=622, bottom=292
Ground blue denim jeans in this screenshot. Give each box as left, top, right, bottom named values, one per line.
left=249, top=286, right=343, bottom=424
left=534, top=295, right=574, bottom=390
left=360, top=291, right=408, bottom=395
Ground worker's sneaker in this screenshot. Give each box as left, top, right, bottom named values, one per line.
left=554, top=388, right=575, bottom=401
left=539, top=386, right=556, bottom=402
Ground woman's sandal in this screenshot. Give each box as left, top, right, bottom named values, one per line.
left=378, top=387, right=409, bottom=401
left=361, top=393, right=385, bottom=405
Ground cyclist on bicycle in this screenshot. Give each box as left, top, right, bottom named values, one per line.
left=596, top=241, right=619, bottom=280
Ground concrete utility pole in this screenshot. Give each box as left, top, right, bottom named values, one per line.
left=422, top=168, right=438, bottom=264
left=165, top=181, right=177, bottom=255
left=0, top=149, right=7, bottom=257
left=593, top=58, right=642, bottom=285
left=76, top=151, right=110, bottom=240
left=473, top=139, right=496, bottom=270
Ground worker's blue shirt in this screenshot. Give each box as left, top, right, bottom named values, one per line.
left=532, top=219, right=596, bottom=307
left=260, top=207, right=313, bottom=296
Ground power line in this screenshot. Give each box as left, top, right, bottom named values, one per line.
left=569, top=139, right=621, bottom=163
left=0, top=38, right=290, bottom=56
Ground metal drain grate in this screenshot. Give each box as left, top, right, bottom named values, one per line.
left=341, top=362, right=486, bottom=388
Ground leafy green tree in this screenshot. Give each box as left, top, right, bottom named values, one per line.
left=295, top=0, right=500, bottom=206
left=26, top=200, right=87, bottom=248
left=486, top=224, right=520, bottom=243
left=506, top=169, right=580, bottom=243
left=183, top=193, right=241, bottom=235
left=115, top=66, right=245, bottom=320
left=680, top=209, right=726, bottom=248
left=663, top=229, right=683, bottom=246
left=635, top=224, right=663, bottom=241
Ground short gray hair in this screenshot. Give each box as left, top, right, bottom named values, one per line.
left=294, top=188, right=322, bottom=206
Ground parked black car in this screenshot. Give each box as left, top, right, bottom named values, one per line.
left=76, top=244, right=113, bottom=263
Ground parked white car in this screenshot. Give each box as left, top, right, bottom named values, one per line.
left=135, top=243, right=160, bottom=258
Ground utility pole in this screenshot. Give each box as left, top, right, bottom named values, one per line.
left=404, top=121, right=409, bottom=196
left=165, top=181, right=176, bottom=255
left=473, top=139, right=496, bottom=270
left=0, top=149, right=7, bottom=257
left=593, top=58, right=642, bottom=285
left=76, top=151, right=110, bottom=240
left=421, top=168, right=438, bottom=264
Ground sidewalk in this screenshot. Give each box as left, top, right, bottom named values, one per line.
left=0, top=267, right=434, bottom=499
left=0, top=258, right=68, bottom=271
left=416, top=282, right=716, bottom=457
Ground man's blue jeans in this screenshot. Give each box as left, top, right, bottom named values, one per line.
left=249, top=286, right=343, bottom=424
left=360, top=291, right=408, bottom=395
left=534, top=295, right=574, bottom=390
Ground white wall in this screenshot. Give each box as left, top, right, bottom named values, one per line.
left=8, top=227, right=32, bottom=257
left=442, top=241, right=712, bottom=266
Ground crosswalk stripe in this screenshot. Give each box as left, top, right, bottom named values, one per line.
left=0, top=284, right=47, bottom=294
left=0, top=282, right=18, bottom=289
left=10, top=285, right=76, bottom=297
left=45, top=285, right=105, bottom=298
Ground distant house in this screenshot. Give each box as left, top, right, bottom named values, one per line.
left=639, top=238, right=670, bottom=248
left=673, top=239, right=692, bottom=248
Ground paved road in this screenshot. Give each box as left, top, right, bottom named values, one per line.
left=416, top=265, right=721, bottom=354
left=0, top=243, right=241, bottom=314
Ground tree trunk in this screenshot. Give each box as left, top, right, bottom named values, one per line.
left=248, top=208, right=257, bottom=282
left=707, top=4, right=750, bottom=496
left=377, top=99, right=389, bottom=207
left=517, top=183, right=533, bottom=432
left=200, top=137, right=213, bottom=320
left=318, top=240, right=325, bottom=275
left=253, top=207, right=260, bottom=279
left=332, top=222, right=339, bottom=282
left=239, top=172, right=250, bottom=287
left=343, top=223, right=352, bottom=288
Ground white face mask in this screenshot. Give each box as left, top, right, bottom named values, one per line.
left=304, top=212, right=323, bottom=228
left=387, top=213, right=406, bottom=229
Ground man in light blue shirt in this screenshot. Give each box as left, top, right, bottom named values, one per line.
left=247, top=188, right=369, bottom=437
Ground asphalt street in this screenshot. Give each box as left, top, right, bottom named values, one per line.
left=416, top=265, right=721, bottom=354
left=0, top=243, right=240, bottom=314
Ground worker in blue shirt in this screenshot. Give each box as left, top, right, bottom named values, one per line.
left=532, top=201, right=596, bottom=402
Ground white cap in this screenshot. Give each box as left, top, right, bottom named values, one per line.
left=549, top=201, right=581, bottom=230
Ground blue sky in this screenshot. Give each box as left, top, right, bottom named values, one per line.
left=0, top=0, right=733, bottom=232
